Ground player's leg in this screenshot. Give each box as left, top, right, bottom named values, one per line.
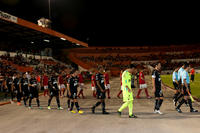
left=16, top=90, right=21, bottom=105
left=128, top=100, right=133, bottom=116
left=187, top=85, right=198, bottom=112
left=10, top=90, right=14, bottom=103
left=91, top=90, right=102, bottom=114
left=36, top=97, right=40, bottom=108
left=117, top=86, right=123, bottom=98
left=92, top=99, right=101, bottom=114
left=66, top=90, right=71, bottom=110
left=56, top=94, right=63, bottom=110
left=154, top=97, right=160, bottom=112
left=144, top=88, right=151, bottom=98
left=80, top=83, right=85, bottom=98
left=117, top=90, right=122, bottom=98
left=61, top=84, right=66, bottom=97
left=155, top=89, right=164, bottom=114
left=128, top=100, right=137, bottom=118
left=158, top=97, right=163, bottom=113
left=118, top=101, right=129, bottom=114
left=92, top=87, right=96, bottom=98
left=23, top=91, right=28, bottom=106
left=48, top=95, right=53, bottom=109
left=154, top=89, right=160, bottom=112
left=35, top=91, right=41, bottom=109
left=105, top=84, right=111, bottom=99
left=22, top=93, right=26, bottom=106
left=101, top=98, right=109, bottom=114
left=70, top=99, right=75, bottom=113
left=25, top=95, right=29, bottom=107
left=29, top=96, right=33, bottom=109
left=143, top=84, right=151, bottom=98
left=74, top=98, right=83, bottom=114
left=118, top=90, right=131, bottom=114
left=176, top=96, right=187, bottom=113
left=136, top=88, right=142, bottom=99
left=44, top=86, right=48, bottom=96
left=176, top=86, right=188, bottom=113
left=78, top=88, right=83, bottom=98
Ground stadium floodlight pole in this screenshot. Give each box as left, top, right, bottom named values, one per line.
left=48, top=0, right=51, bottom=20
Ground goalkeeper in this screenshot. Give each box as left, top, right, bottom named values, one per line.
left=117, top=64, right=137, bottom=118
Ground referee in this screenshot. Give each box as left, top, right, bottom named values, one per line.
left=174, top=63, right=188, bottom=106
left=176, top=63, right=198, bottom=113
left=172, top=67, right=179, bottom=105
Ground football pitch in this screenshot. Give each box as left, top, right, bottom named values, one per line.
left=162, top=73, right=200, bottom=98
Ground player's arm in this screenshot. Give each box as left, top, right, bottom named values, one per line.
left=152, top=77, right=156, bottom=93
left=183, top=78, right=189, bottom=92
left=175, top=79, right=178, bottom=84
left=125, top=85, right=132, bottom=92
left=96, top=81, right=104, bottom=92
left=91, top=78, right=95, bottom=87
left=11, top=82, right=14, bottom=91
left=67, top=79, right=71, bottom=96
left=4, top=80, right=7, bottom=89
left=57, top=77, right=60, bottom=86
left=29, top=82, right=33, bottom=87
left=19, top=81, right=22, bottom=92
left=67, top=84, right=71, bottom=96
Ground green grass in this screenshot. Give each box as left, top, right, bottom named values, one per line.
left=161, top=74, right=200, bottom=98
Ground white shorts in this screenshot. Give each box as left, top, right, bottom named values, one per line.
left=121, top=86, right=123, bottom=90
left=139, top=84, right=147, bottom=89
left=44, top=85, right=48, bottom=90
left=59, top=84, right=66, bottom=89
left=80, top=83, right=84, bottom=90
left=105, top=84, right=110, bottom=90
left=92, top=86, right=96, bottom=91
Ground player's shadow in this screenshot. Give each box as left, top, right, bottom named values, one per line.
left=113, top=111, right=200, bottom=119
left=82, top=110, right=200, bottom=119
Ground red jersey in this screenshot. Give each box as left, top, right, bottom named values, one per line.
left=36, top=76, right=41, bottom=83
left=58, top=76, right=64, bottom=84
left=43, top=75, right=48, bottom=86
left=190, top=68, right=195, bottom=75
left=139, top=72, right=145, bottom=84
left=104, top=73, right=109, bottom=85
left=78, top=74, right=84, bottom=83
left=91, top=74, right=96, bottom=87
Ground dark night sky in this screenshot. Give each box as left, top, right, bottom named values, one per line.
left=1, top=0, right=200, bottom=46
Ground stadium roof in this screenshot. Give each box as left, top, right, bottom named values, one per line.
left=0, top=11, right=88, bottom=49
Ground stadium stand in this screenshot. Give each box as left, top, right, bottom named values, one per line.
left=66, top=45, right=200, bottom=76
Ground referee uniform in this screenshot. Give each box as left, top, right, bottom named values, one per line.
left=176, top=65, right=198, bottom=113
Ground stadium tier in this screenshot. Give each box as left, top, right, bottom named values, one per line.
left=66, top=45, right=200, bottom=76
